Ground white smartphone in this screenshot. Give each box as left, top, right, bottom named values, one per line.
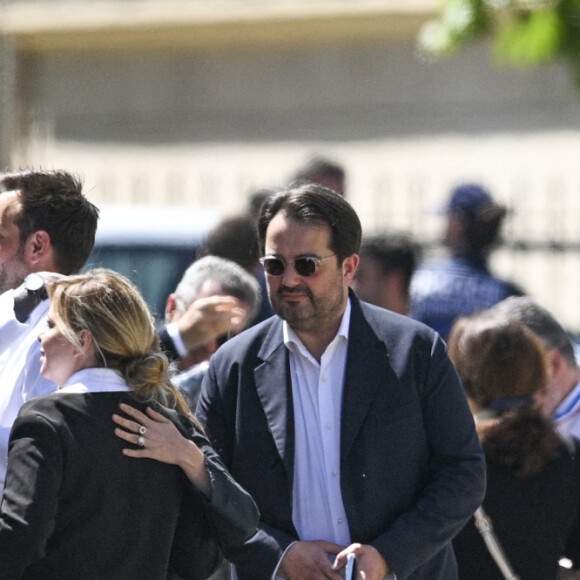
left=344, top=553, right=356, bottom=580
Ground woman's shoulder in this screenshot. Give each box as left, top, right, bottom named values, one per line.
left=19, top=390, right=136, bottom=423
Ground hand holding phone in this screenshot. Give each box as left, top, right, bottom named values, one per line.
left=344, top=553, right=356, bottom=580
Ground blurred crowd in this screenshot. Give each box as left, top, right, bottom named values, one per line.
left=0, top=159, right=579, bottom=580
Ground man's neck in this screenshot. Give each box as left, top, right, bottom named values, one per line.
left=294, top=327, right=340, bottom=363
left=285, top=297, right=351, bottom=362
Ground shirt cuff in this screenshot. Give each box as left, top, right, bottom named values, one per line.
left=271, top=541, right=298, bottom=580
left=166, top=322, right=189, bottom=358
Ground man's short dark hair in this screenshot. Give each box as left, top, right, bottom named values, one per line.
left=360, top=232, right=420, bottom=293
left=293, top=156, right=345, bottom=183
left=0, top=169, right=99, bottom=275
left=204, top=215, right=260, bottom=272
left=257, top=183, right=361, bottom=263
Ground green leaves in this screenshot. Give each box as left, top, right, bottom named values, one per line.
left=494, top=8, right=563, bottom=66
left=417, top=0, right=580, bottom=87
left=418, top=0, right=486, bottom=57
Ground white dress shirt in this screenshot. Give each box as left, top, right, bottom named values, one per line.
left=165, top=322, right=189, bottom=358
left=286, top=300, right=351, bottom=546
left=0, top=291, right=56, bottom=487
left=271, top=299, right=394, bottom=580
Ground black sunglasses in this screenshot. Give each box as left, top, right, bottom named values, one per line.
left=259, top=255, right=336, bottom=277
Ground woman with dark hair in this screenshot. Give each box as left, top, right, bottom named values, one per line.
left=448, top=311, right=580, bottom=579
left=0, top=269, right=258, bottom=580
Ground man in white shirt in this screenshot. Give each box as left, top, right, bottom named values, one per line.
left=0, top=169, right=99, bottom=485
left=197, top=184, right=485, bottom=580
left=494, top=296, right=580, bottom=438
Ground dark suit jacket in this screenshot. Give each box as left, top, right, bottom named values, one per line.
left=197, top=292, right=486, bottom=580
left=454, top=437, right=580, bottom=579
left=0, top=391, right=259, bottom=580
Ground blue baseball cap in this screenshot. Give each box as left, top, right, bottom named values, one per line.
left=446, top=184, right=493, bottom=216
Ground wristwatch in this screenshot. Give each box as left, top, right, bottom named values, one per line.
left=13, top=273, right=49, bottom=323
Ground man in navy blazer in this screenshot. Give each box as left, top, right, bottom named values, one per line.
left=197, top=184, right=485, bottom=580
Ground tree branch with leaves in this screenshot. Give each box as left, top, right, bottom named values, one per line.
left=418, top=0, right=580, bottom=85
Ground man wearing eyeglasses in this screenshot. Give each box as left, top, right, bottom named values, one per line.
left=196, top=183, right=485, bottom=580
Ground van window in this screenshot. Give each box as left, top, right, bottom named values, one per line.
left=83, top=205, right=221, bottom=320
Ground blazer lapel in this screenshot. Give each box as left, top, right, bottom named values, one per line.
left=341, top=296, right=401, bottom=460
left=254, top=321, right=295, bottom=485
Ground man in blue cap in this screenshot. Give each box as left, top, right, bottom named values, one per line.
left=410, top=183, right=524, bottom=340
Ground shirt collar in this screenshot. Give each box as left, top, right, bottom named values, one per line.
left=554, top=380, right=580, bottom=420
left=59, top=367, right=131, bottom=393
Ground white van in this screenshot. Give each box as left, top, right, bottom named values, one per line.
left=84, top=204, right=221, bottom=320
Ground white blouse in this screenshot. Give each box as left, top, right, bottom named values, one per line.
left=59, top=367, right=131, bottom=394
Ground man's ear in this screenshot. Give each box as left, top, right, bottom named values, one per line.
left=342, top=254, right=360, bottom=285
left=24, top=230, right=52, bottom=270
left=547, top=348, right=566, bottom=378
left=165, top=294, right=178, bottom=322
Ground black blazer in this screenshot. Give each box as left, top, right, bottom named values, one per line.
left=454, top=437, right=580, bottom=579
left=0, top=391, right=259, bottom=580
left=197, top=292, right=486, bottom=579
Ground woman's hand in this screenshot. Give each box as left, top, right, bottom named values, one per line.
left=113, top=403, right=212, bottom=497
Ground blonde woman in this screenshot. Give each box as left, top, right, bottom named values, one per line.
left=0, top=269, right=258, bottom=580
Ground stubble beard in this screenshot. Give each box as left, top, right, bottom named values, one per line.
left=270, top=286, right=313, bottom=331
left=0, top=246, right=30, bottom=294
left=271, top=283, right=346, bottom=335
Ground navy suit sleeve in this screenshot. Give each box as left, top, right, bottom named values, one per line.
left=372, top=334, right=486, bottom=578
left=189, top=427, right=260, bottom=546
left=0, top=411, right=62, bottom=579
left=197, top=355, right=295, bottom=578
